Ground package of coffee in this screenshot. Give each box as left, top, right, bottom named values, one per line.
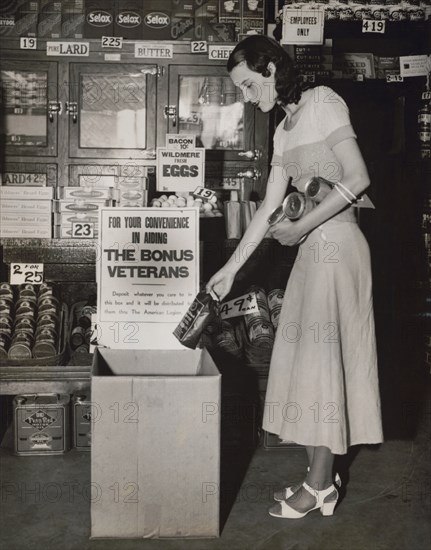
left=173, top=290, right=220, bottom=349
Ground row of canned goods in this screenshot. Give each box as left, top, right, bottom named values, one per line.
left=243, top=286, right=285, bottom=349
left=0, top=282, right=61, bottom=359
left=70, top=300, right=97, bottom=353
left=13, top=393, right=91, bottom=455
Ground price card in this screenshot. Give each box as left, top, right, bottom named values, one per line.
left=422, top=91, right=431, bottom=101
left=191, top=41, right=208, bottom=53
left=362, top=20, right=386, bottom=33
left=20, top=37, right=37, bottom=49
left=192, top=186, right=216, bottom=202
left=386, top=74, right=404, bottom=83
left=101, top=36, right=123, bottom=49
left=219, top=292, right=259, bottom=320
left=71, top=221, right=94, bottom=239
left=10, top=263, right=44, bottom=285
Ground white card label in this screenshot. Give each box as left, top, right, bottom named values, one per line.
left=191, top=41, right=208, bottom=53
left=219, top=292, right=259, bottom=319
left=20, top=37, right=37, bottom=49
left=362, top=20, right=385, bottom=34
left=10, top=263, right=44, bottom=285
left=72, top=221, right=94, bottom=239
left=101, top=36, right=123, bottom=49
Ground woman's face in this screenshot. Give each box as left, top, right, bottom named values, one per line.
left=230, top=61, right=277, bottom=113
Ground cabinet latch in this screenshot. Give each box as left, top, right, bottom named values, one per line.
left=236, top=169, right=261, bottom=180
left=66, top=101, right=78, bottom=123
left=238, top=149, right=262, bottom=161
left=48, top=101, right=62, bottom=122
left=164, top=105, right=177, bottom=127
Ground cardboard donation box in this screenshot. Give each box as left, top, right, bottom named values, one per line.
left=91, top=347, right=221, bottom=539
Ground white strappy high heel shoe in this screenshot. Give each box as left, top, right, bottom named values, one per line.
left=273, top=468, right=341, bottom=502
left=269, top=482, right=339, bottom=519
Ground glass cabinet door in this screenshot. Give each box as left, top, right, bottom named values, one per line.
left=69, top=63, right=157, bottom=159
left=168, top=65, right=255, bottom=159
left=0, top=61, right=58, bottom=157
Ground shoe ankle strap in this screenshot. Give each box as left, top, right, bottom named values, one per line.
left=302, top=481, right=335, bottom=498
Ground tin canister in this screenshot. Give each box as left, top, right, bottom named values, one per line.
left=0, top=299, right=14, bottom=317
left=18, top=283, right=37, bottom=299
left=268, top=289, right=285, bottom=330
left=268, top=192, right=313, bottom=226
left=38, top=312, right=59, bottom=329
left=13, top=394, right=70, bottom=455
left=0, top=282, right=14, bottom=299
left=71, top=326, right=86, bottom=349
left=15, top=299, right=36, bottom=317
left=8, top=333, right=33, bottom=359
left=72, top=393, right=92, bottom=450
left=14, top=317, right=36, bottom=335
left=38, top=296, right=59, bottom=314
left=283, top=192, right=314, bottom=220
left=304, top=176, right=334, bottom=203
left=33, top=329, right=57, bottom=358
left=38, top=282, right=57, bottom=300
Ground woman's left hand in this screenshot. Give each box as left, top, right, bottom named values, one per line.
left=269, top=219, right=305, bottom=246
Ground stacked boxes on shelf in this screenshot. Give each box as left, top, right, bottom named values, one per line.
left=0, top=0, right=270, bottom=42
left=294, top=39, right=336, bottom=82
left=0, top=186, right=53, bottom=238
left=54, top=186, right=113, bottom=239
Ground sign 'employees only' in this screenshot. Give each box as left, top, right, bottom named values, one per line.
left=281, top=7, right=324, bottom=45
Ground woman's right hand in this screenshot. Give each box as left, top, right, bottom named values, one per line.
left=206, top=266, right=236, bottom=302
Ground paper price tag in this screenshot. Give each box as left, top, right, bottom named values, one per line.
left=386, top=74, right=404, bottom=83
left=191, top=41, right=208, bottom=53
left=10, top=263, right=44, bottom=285
left=192, top=186, right=216, bottom=202
left=422, top=91, right=431, bottom=101
left=20, top=37, right=37, bottom=49
left=219, top=292, right=259, bottom=320
left=362, top=20, right=385, bottom=33
left=101, top=36, right=123, bottom=49
left=72, top=221, right=94, bottom=239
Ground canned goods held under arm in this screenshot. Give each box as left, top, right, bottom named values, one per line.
left=267, top=192, right=314, bottom=226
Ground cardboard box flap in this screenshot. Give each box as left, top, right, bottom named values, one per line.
left=93, top=347, right=218, bottom=377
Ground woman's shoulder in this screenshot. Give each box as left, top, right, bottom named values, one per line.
left=306, top=85, right=343, bottom=105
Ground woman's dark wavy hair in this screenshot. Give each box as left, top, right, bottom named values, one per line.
left=227, top=35, right=304, bottom=106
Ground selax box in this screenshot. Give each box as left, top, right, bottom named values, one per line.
left=114, top=1, right=143, bottom=40
left=91, top=347, right=221, bottom=539
left=142, top=2, right=172, bottom=41
left=84, top=0, right=114, bottom=38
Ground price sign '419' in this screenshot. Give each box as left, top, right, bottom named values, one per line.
left=10, top=264, right=44, bottom=285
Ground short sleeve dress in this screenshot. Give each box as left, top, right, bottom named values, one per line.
left=262, top=86, right=383, bottom=455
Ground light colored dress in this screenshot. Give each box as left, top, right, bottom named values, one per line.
left=262, top=86, right=383, bottom=455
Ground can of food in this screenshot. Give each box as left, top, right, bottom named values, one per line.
left=72, top=392, right=92, bottom=450
left=38, top=282, right=57, bottom=300
left=15, top=299, right=36, bottom=317
left=0, top=299, right=14, bottom=317
left=249, top=286, right=271, bottom=322
left=0, top=282, right=14, bottom=298
left=247, top=317, right=275, bottom=348
left=18, top=283, right=37, bottom=299
left=268, top=289, right=285, bottom=330
left=38, top=296, right=59, bottom=314
left=0, top=314, right=14, bottom=330
left=37, top=312, right=59, bottom=329
left=35, top=325, right=57, bottom=339
left=304, top=176, right=334, bottom=203
left=283, top=192, right=313, bottom=220
left=0, top=329, right=11, bottom=355
left=13, top=394, right=70, bottom=455
left=74, top=343, right=90, bottom=353
left=8, top=333, right=33, bottom=359
left=14, top=317, right=36, bottom=335
left=32, top=339, right=57, bottom=358
left=70, top=326, right=86, bottom=349
left=77, top=305, right=96, bottom=329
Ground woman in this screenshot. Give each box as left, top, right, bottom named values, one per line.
left=206, top=35, right=383, bottom=519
